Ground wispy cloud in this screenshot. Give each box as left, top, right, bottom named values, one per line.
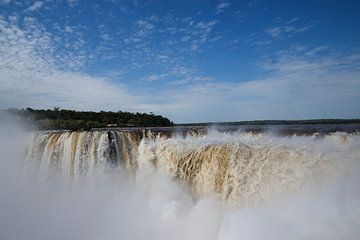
left=25, top=1, right=44, bottom=12
left=0, top=0, right=11, bottom=5
left=216, top=1, right=230, bottom=14
left=100, top=33, right=111, bottom=41
left=151, top=46, right=360, bottom=122
left=143, top=73, right=171, bottom=82
left=0, top=16, right=139, bottom=111
left=0, top=14, right=216, bottom=117
left=266, top=23, right=314, bottom=39
left=137, top=20, right=154, bottom=30
left=118, top=15, right=219, bottom=86
left=1, top=2, right=358, bottom=122
left=248, top=18, right=315, bottom=48
left=64, top=25, right=72, bottom=33
left=67, top=0, right=78, bottom=7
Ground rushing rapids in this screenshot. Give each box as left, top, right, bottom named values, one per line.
left=24, top=128, right=360, bottom=206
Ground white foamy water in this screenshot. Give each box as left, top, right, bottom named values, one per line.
left=1, top=117, right=359, bottom=240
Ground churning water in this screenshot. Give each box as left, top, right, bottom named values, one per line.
left=1, top=117, right=360, bottom=240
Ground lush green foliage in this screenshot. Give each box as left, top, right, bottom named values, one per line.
left=7, top=108, right=173, bottom=130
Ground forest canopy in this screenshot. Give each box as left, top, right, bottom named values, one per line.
left=6, top=108, right=173, bottom=130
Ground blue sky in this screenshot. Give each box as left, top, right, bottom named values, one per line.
left=0, top=0, right=359, bottom=122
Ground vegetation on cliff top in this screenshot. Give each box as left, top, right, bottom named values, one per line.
left=6, top=108, right=173, bottom=130
left=2, top=108, right=359, bottom=131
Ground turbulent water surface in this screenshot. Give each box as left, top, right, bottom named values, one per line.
left=1, top=121, right=360, bottom=240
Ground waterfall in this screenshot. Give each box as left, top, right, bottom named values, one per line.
left=25, top=129, right=359, bottom=206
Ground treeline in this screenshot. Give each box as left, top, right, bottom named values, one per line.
left=176, top=119, right=360, bottom=126
left=7, top=108, right=173, bottom=130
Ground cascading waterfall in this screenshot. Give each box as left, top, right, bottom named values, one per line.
left=25, top=130, right=142, bottom=181
left=24, top=129, right=359, bottom=206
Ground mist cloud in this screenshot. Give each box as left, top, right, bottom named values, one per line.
left=1, top=115, right=360, bottom=239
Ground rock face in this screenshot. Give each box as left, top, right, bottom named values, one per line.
left=25, top=129, right=358, bottom=206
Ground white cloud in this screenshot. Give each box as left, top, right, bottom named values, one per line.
left=100, top=33, right=111, bottom=41
left=119, top=16, right=219, bottom=82
left=144, top=73, right=171, bottom=82
left=266, top=23, right=314, bottom=39
left=150, top=47, right=360, bottom=122
left=181, top=35, right=191, bottom=42
left=248, top=20, right=315, bottom=48
left=64, top=25, right=72, bottom=33
left=0, top=0, right=11, bottom=5
left=67, top=0, right=78, bottom=7
left=1, top=12, right=358, bottom=123
left=25, top=1, right=44, bottom=12
left=0, top=16, right=139, bottom=112
left=146, top=15, right=159, bottom=22
left=1, top=13, right=216, bottom=117
left=287, top=17, right=299, bottom=24
left=187, top=20, right=218, bottom=51
left=137, top=20, right=154, bottom=30
left=216, top=1, right=230, bottom=14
